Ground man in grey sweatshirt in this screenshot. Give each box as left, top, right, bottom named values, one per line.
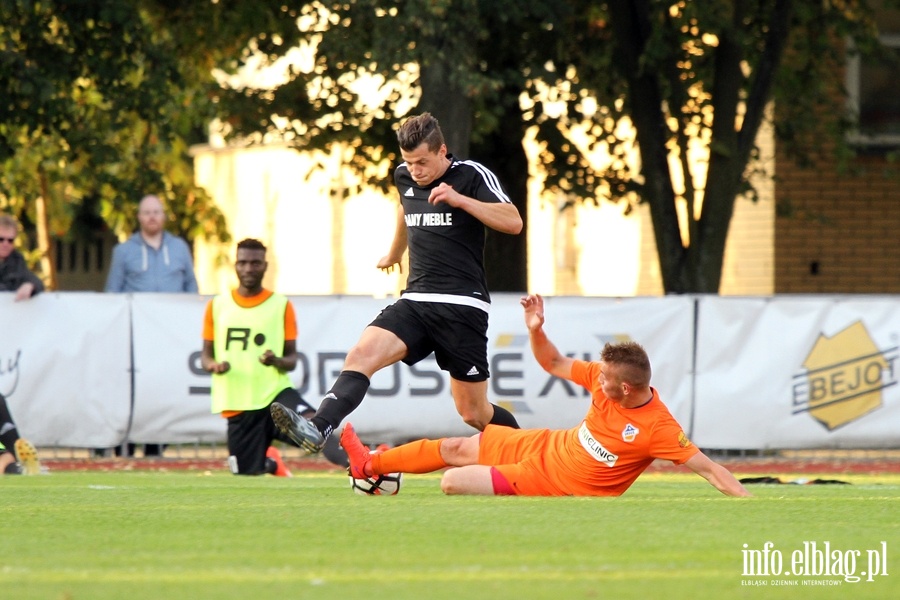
left=105, top=194, right=198, bottom=293
left=102, top=194, right=198, bottom=458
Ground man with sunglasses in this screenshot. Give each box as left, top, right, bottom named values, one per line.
left=0, top=213, right=44, bottom=301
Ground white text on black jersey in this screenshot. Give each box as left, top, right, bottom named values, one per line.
left=405, top=213, right=453, bottom=227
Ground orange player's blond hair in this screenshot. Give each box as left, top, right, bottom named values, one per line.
left=601, top=341, right=651, bottom=387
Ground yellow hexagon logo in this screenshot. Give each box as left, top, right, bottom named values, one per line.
left=793, top=321, right=897, bottom=431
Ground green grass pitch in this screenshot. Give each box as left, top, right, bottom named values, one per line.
left=2, top=471, right=898, bottom=599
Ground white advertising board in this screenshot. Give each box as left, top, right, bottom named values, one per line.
left=0, top=293, right=131, bottom=447
left=694, top=296, right=900, bottom=448
left=6, top=292, right=897, bottom=449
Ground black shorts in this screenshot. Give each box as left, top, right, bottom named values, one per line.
left=369, top=298, right=489, bottom=382
left=226, top=388, right=314, bottom=475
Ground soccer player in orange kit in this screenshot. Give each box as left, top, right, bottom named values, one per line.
left=340, top=294, right=751, bottom=498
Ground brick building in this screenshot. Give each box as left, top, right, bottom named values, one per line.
left=775, top=151, right=900, bottom=293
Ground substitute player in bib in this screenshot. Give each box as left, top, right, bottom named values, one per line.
left=340, top=294, right=751, bottom=497
left=202, top=238, right=345, bottom=476
left=272, top=112, right=523, bottom=453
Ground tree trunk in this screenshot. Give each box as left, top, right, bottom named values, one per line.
left=691, top=4, right=746, bottom=293
left=36, top=167, right=57, bottom=290
left=608, top=0, right=688, bottom=292
left=474, top=98, right=529, bottom=293
left=417, top=61, right=527, bottom=293
left=419, top=62, right=473, bottom=159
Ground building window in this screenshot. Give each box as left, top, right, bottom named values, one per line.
left=846, top=9, right=900, bottom=147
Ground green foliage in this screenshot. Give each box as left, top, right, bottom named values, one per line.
left=205, top=0, right=900, bottom=292
left=570, top=0, right=900, bottom=292
left=0, top=0, right=229, bottom=274
left=3, top=0, right=898, bottom=291
left=1, top=471, right=898, bottom=599
left=212, top=2, right=579, bottom=191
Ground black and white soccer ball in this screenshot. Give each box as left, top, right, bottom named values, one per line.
left=349, top=471, right=403, bottom=496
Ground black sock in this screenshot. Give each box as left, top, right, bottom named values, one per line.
left=488, top=403, right=520, bottom=428
left=0, top=427, right=16, bottom=455
left=0, top=393, right=19, bottom=451
left=311, top=370, right=370, bottom=438
left=264, top=457, right=277, bottom=475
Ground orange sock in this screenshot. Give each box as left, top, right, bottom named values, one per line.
left=371, top=439, right=448, bottom=474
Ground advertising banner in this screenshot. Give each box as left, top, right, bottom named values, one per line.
left=694, top=296, right=900, bottom=448
left=8, top=292, right=897, bottom=449
left=0, top=293, right=131, bottom=447
left=124, top=293, right=698, bottom=446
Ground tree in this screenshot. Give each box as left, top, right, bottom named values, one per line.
left=0, top=0, right=230, bottom=287
left=569, top=0, right=900, bottom=292
left=215, top=1, right=580, bottom=293
left=4, top=1, right=895, bottom=294
left=211, top=0, right=898, bottom=294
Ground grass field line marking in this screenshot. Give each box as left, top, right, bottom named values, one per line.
left=0, top=566, right=728, bottom=584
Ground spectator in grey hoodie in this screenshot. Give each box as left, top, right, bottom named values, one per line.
left=105, top=194, right=198, bottom=293
left=0, top=213, right=44, bottom=301
left=101, top=194, right=197, bottom=458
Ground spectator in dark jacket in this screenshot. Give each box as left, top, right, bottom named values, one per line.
left=0, top=214, right=44, bottom=301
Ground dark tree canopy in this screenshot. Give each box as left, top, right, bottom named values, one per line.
left=0, top=0, right=231, bottom=285
left=210, top=0, right=898, bottom=293
left=2, top=0, right=897, bottom=292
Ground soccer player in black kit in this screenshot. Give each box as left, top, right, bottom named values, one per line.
left=272, top=112, right=523, bottom=453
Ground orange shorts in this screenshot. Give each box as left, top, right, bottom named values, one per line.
left=479, top=425, right=564, bottom=496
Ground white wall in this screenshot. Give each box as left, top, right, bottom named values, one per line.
left=191, top=120, right=775, bottom=298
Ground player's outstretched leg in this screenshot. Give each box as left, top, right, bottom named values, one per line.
left=340, top=423, right=374, bottom=479
left=270, top=403, right=324, bottom=455
left=14, top=438, right=41, bottom=475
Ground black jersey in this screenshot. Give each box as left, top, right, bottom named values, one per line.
left=393, top=155, right=512, bottom=308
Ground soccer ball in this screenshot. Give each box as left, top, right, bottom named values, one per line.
left=349, top=472, right=403, bottom=496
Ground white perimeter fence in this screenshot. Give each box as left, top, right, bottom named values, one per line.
left=1, top=293, right=898, bottom=450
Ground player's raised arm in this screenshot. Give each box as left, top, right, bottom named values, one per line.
left=522, top=294, right=575, bottom=380
left=201, top=339, right=230, bottom=374
left=259, top=340, right=298, bottom=373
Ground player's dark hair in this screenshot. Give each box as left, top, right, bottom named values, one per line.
left=601, top=341, right=651, bottom=387
left=237, top=238, right=266, bottom=253
left=397, top=112, right=445, bottom=152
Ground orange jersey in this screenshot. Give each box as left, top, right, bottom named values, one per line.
left=482, top=359, right=698, bottom=496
